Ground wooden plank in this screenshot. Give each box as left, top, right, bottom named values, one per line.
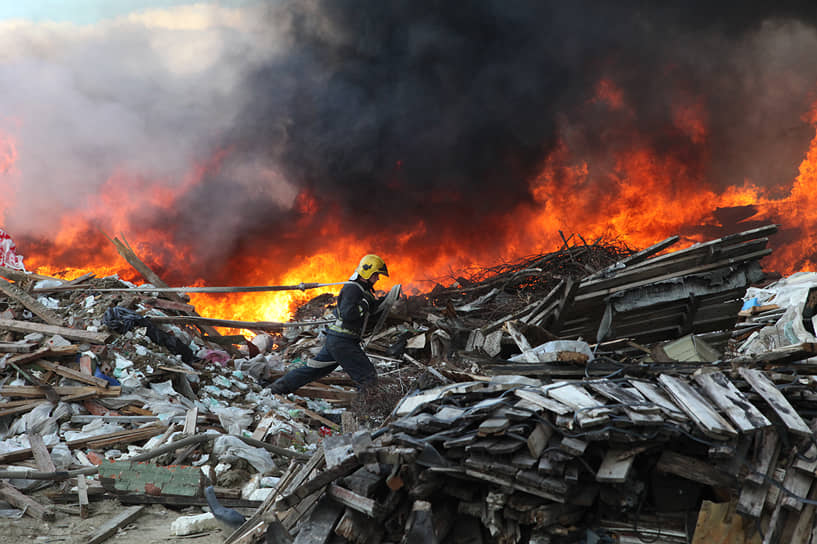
left=403, top=501, right=436, bottom=544
left=746, top=428, right=780, bottom=487
left=586, top=379, right=664, bottom=425
left=656, top=451, right=736, bottom=488
left=0, top=278, right=65, bottom=325
left=334, top=507, right=384, bottom=543
left=627, top=379, right=688, bottom=421
left=791, top=485, right=817, bottom=544
left=326, top=484, right=381, bottom=518
left=463, top=468, right=564, bottom=502
left=99, top=460, right=204, bottom=497
left=224, top=460, right=302, bottom=544
left=0, top=399, right=50, bottom=418
left=0, top=385, right=120, bottom=398
left=77, top=474, right=89, bottom=518
left=0, top=342, right=35, bottom=353
left=520, top=279, right=567, bottom=324
left=781, top=467, right=814, bottom=512
left=0, top=265, right=64, bottom=284
left=182, top=406, right=198, bottom=435
left=0, top=318, right=109, bottom=344
left=86, top=505, right=145, bottom=544
left=693, top=371, right=771, bottom=433
left=513, top=389, right=572, bottom=415
left=739, top=368, right=812, bottom=437
left=543, top=382, right=611, bottom=427
left=596, top=449, right=635, bottom=483
left=547, top=277, right=578, bottom=333
left=586, top=379, right=660, bottom=412
left=28, top=432, right=56, bottom=473
left=574, top=248, right=771, bottom=304
left=478, top=417, right=510, bottom=436
left=584, top=235, right=680, bottom=281
left=658, top=374, right=737, bottom=438
left=503, top=321, right=533, bottom=359
left=280, top=455, right=360, bottom=508
left=34, top=359, right=110, bottom=388
left=526, top=422, right=553, bottom=458
left=579, top=237, right=770, bottom=297
left=251, top=415, right=274, bottom=441
left=0, top=481, right=55, bottom=521
left=691, top=500, right=761, bottom=544
left=293, top=496, right=344, bottom=544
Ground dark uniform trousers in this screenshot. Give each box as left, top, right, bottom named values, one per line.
left=270, top=333, right=377, bottom=393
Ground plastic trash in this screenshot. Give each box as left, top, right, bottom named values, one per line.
left=212, top=434, right=276, bottom=474
left=170, top=513, right=221, bottom=536
left=741, top=297, right=759, bottom=311
left=0, top=229, right=25, bottom=270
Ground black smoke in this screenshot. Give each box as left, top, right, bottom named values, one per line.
left=10, top=1, right=817, bottom=280
left=178, top=0, right=817, bottom=275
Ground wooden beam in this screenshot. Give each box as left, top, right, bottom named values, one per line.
left=0, top=318, right=110, bottom=344
left=86, top=505, right=145, bottom=544
left=34, top=360, right=110, bottom=389
left=656, top=451, right=736, bottom=488
left=28, top=432, right=56, bottom=473
left=0, top=385, right=120, bottom=399
left=0, top=278, right=64, bottom=325
left=0, top=481, right=55, bottom=521
left=77, top=475, right=89, bottom=518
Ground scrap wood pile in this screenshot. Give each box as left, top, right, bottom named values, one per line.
left=0, top=237, right=365, bottom=538
left=248, top=363, right=817, bottom=544
left=244, top=222, right=817, bottom=544
left=0, top=223, right=815, bottom=543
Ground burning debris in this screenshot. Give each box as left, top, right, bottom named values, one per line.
left=0, top=223, right=815, bottom=543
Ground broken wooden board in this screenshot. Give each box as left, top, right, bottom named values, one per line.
left=657, top=374, right=737, bottom=438
left=693, top=371, right=771, bottom=433
left=738, top=367, right=812, bottom=437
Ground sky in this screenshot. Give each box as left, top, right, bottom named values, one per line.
left=0, top=1, right=255, bottom=24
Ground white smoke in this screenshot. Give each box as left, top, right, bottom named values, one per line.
left=0, top=3, right=296, bottom=236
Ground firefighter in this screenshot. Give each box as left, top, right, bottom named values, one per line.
left=266, top=254, right=389, bottom=395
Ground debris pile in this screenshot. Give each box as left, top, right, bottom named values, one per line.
left=1, top=223, right=816, bottom=543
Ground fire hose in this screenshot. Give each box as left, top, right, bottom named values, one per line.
left=90, top=281, right=354, bottom=293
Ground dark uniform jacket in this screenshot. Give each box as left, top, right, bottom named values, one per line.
left=327, top=280, right=381, bottom=339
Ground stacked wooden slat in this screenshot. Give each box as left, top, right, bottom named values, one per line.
left=558, top=225, right=777, bottom=345
left=273, top=362, right=817, bottom=542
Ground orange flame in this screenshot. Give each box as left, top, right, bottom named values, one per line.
left=9, top=78, right=817, bottom=326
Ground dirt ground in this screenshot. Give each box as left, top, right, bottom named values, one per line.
left=0, top=499, right=244, bottom=544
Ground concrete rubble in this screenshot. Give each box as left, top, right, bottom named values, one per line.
left=0, top=223, right=815, bottom=543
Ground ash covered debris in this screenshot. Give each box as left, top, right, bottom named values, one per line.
left=0, top=223, right=816, bottom=542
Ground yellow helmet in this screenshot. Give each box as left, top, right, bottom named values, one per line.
left=353, top=254, right=389, bottom=280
